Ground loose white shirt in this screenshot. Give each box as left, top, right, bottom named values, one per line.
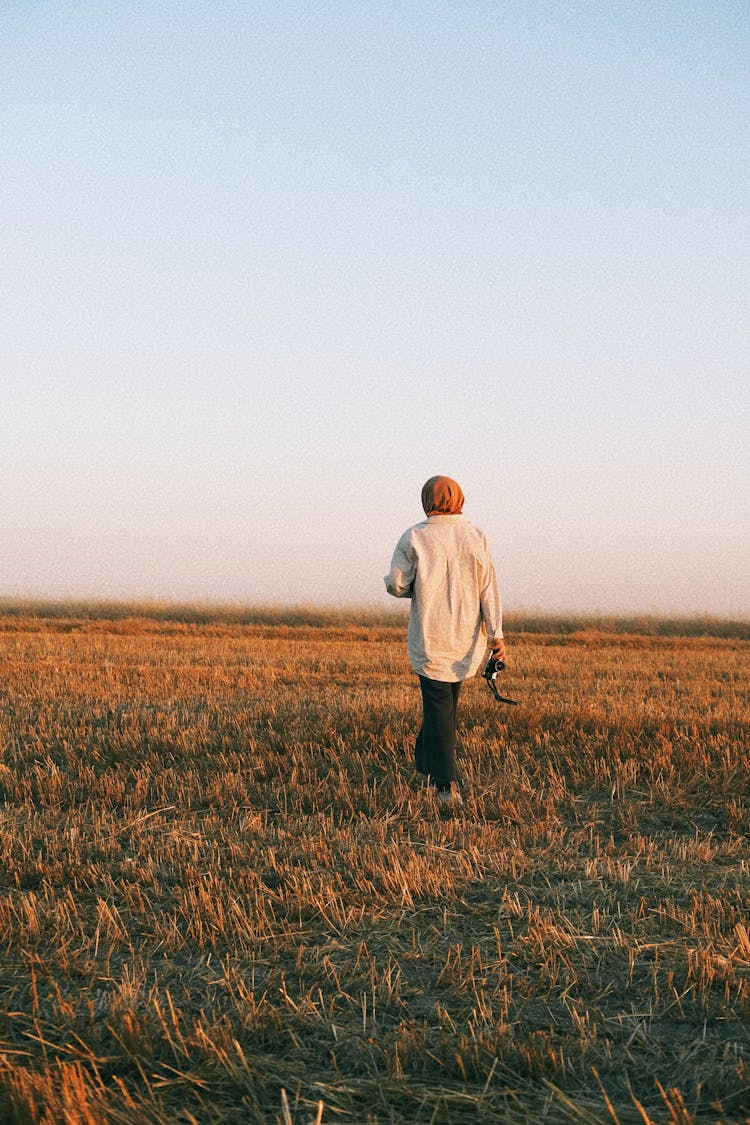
left=385, top=514, right=503, bottom=682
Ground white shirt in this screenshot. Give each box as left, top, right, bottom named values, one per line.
left=385, top=514, right=503, bottom=682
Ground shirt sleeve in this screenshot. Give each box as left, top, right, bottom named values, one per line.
left=479, top=538, right=503, bottom=641
left=384, top=532, right=416, bottom=598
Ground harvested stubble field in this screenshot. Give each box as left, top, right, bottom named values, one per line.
left=0, top=606, right=748, bottom=1125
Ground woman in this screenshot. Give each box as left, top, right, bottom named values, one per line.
left=385, top=475, right=505, bottom=807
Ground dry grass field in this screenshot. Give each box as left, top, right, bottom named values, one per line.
left=0, top=605, right=748, bottom=1124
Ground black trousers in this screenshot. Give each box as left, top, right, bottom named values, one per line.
left=414, top=676, right=462, bottom=789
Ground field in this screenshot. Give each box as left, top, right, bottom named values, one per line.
left=0, top=605, right=748, bottom=1124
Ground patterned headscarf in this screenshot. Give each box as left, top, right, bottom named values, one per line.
left=421, top=475, right=465, bottom=516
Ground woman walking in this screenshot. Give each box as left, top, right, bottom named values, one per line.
left=385, top=475, right=505, bottom=808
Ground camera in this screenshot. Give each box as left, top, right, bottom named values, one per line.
left=482, top=656, right=505, bottom=680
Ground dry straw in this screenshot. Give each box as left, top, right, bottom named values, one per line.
left=0, top=605, right=748, bottom=1122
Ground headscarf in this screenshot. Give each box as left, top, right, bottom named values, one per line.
left=421, top=475, right=465, bottom=516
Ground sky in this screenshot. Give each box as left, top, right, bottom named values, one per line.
left=2, top=1, right=748, bottom=616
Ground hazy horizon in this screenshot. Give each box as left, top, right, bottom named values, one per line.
left=3, top=3, right=748, bottom=617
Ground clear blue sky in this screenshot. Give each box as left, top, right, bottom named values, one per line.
left=2, top=2, right=748, bottom=615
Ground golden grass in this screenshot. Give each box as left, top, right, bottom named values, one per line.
left=0, top=608, right=748, bottom=1123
